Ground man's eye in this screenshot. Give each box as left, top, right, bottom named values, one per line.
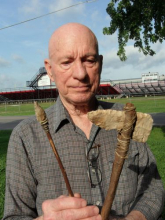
left=61, top=61, right=72, bottom=69
left=87, top=59, right=95, bottom=63
left=62, top=61, right=70, bottom=65
left=85, top=59, right=96, bottom=66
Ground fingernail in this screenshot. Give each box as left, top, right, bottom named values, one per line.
left=94, top=206, right=99, bottom=214
left=96, top=214, right=101, bottom=220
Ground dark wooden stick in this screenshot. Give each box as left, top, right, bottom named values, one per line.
left=101, top=103, right=137, bottom=220
left=34, top=101, right=74, bottom=197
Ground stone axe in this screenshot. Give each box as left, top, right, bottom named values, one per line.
left=88, top=103, right=153, bottom=220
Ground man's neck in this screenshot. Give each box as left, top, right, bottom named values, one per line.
left=60, top=96, right=97, bottom=139
left=60, top=96, right=97, bottom=117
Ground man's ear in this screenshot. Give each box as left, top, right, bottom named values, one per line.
left=44, top=59, right=54, bottom=82
left=99, top=55, right=103, bottom=74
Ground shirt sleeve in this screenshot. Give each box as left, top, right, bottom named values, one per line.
left=3, top=127, right=38, bottom=220
left=129, top=142, right=165, bottom=220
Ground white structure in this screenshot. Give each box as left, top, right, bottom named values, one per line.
left=141, top=72, right=159, bottom=83
left=38, top=74, right=52, bottom=87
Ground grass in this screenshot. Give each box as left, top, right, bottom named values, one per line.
left=0, top=96, right=165, bottom=116
left=147, top=127, right=165, bottom=219
left=147, top=127, right=165, bottom=187
left=0, top=130, right=12, bottom=218
left=103, top=96, right=165, bottom=113
left=0, top=101, right=55, bottom=116
left=0, top=128, right=165, bottom=219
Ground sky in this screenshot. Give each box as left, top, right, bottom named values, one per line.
left=1, top=0, right=165, bottom=90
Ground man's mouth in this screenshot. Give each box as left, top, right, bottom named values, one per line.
left=71, top=85, right=90, bottom=91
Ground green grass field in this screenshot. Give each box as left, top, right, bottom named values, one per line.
left=0, top=101, right=55, bottom=116
left=0, top=96, right=165, bottom=116
left=0, top=97, right=165, bottom=218
left=104, top=96, right=165, bottom=113
left=148, top=127, right=165, bottom=185
left=0, top=130, right=12, bottom=219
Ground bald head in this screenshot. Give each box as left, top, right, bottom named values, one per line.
left=44, top=22, right=103, bottom=107
left=48, top=23, right=99, bottom=59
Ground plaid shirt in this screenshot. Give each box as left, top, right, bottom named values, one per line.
left=3, top=97, right=165, bottom=220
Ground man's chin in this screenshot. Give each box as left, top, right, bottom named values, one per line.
left=66, top=94, right=95, bottom=105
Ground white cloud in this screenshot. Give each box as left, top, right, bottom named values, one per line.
left=0, top=74, right=10, bottom=81
left=91, top=10, right=99, bottom=21
left=19, top=0, right=44, bottom=16
left=37, top=49, right=48, bottom=59
left=99, top=34, right=118, bottom=53
left=0, top=71, right=30, bottom=89
left=105, top=15, right=110, bottom=21
left=103, top=50, right=124, bottom=69
left=0, top=74, right=16, bottom=89
left=22, top=40, right=41, bottom=47
left=102, top=42, right=165, bottom=72
left=0, top=57, right=11, bottom=68
left=125, top=43, right=165, bottom=70
left=12, top=54, right=25, bottom=64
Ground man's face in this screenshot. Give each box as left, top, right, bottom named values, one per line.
left=45, top=32, right=102, bottom=106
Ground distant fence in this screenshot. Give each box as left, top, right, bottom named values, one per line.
left=0, top=98, right=57, bottom=105
left=0, top=94, right=123, bottom=105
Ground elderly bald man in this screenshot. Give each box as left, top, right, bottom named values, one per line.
left=3, top=23, right=165, bottom=220
left=45, top=22, right=102, bottom=139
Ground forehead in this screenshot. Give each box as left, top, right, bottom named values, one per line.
left=49, top=27, right=98, bottom=59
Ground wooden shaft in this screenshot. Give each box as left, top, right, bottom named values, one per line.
left=34, top=101, right=74, bottom=197
left=101, top=103, right=137, bottom=220
left=46, top=132, right=74, bottom=197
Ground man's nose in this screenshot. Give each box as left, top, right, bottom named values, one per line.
left=72, top=61, right=87, bottom=80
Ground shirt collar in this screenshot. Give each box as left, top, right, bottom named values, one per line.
left=53, top=97, right=104, bottom=133
left=53, top=97, right=71, bottom=132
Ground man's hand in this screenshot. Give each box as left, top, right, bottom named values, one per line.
left=34, top=193, right=101, bottom=220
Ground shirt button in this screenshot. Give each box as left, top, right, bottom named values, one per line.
left=92, top=168, right=96, bottom=173
left=95, top=201, right=100, bottom=206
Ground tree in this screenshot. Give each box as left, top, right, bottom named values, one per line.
left=103, top=0, right=165, bottom=61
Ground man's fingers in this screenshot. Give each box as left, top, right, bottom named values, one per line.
left=42, top=196, right=101, bottom=220
left=59, top=193, right=81, bottom=198
left=56, top=205, right=100, bottom=220
left=74, top=193, right=81, bottom=198
left=58, top=195, right=67, bottom=199
left=42, top=196, right=87, bottom=213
